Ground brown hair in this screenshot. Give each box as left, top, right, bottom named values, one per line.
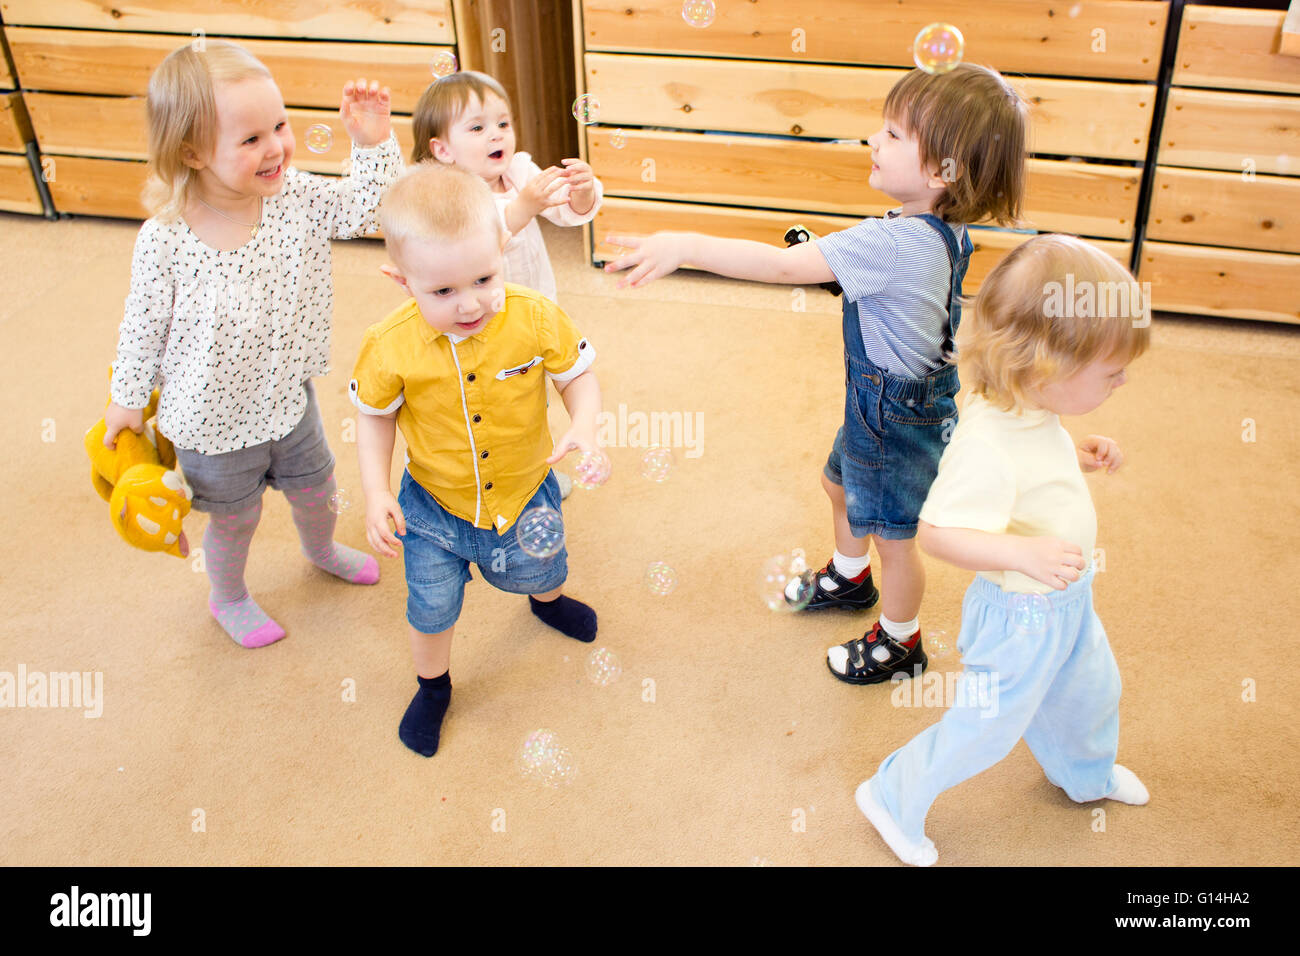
left=142, top=40, right=274, bottom=221
left=884, top=63, right=1029, bottom=226
left=410, top=70, right=512, bottom=164
left=959, top=234, right=1151, bottom=412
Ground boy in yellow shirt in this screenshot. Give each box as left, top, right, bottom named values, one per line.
left=351, top=163, right=602, bottom=756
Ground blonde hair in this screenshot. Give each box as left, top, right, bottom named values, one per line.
left=379, top=162, right=504, bottom=264
left=142, top=40, right=273, bottom=221
left=410, top=70, right=512, bottom=164
left=959, top=234, right=1151, bottom=411
left=884, top=63, right=1029, bottom=226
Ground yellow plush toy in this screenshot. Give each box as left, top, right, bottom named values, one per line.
left=84, top=389, right=192, bottom=558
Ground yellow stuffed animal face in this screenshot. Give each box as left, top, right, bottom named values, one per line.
left=110, top=466, right=192, bottom=558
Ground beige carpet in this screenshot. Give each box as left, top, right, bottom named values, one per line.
left=1, top=212, right=1296, bottom=866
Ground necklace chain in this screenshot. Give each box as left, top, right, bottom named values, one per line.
left=196, top=196, right=262, bottom=237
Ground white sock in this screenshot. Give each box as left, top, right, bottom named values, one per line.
left=856, top=778, right=937, bottom=866
left=879, top=614, right=919, bottom=641
left=832, top=549, right=870, bottom=580
left=1106, top=764, right=1150, bottom=805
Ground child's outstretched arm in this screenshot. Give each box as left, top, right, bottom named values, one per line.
left=357, top=409, right=406, bottom=558
left=546, top=371, right=601, bottom=464
left=313, top=77, right=403, bottom=240
left=603, top=231, right=836, bottom=289
left=339, top=77, right=392, bottom=147
left=917, top=521, right=1087, bottom=591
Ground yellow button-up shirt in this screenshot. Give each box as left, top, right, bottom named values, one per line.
left=349, top=283, right=595, bottom=533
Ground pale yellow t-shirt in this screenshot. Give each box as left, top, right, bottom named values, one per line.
left=919, top=393, right=1096, bottom=594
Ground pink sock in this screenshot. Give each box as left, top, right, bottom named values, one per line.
left=284, top=477, right=379, bottom=585
left=204, top=501, right=285, bottom=648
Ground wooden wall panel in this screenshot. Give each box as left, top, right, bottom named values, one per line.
left=581, top=0, right=1166, bottom=81
left=1139, top=241, right=1300, bottom=324
left=0, top=0, right=454, bottom=44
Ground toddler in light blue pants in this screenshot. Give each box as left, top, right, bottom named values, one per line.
left=857, top=235, right=1153, bottom=865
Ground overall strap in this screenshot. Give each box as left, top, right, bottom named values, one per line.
left=913, top=213, right=973, bottom=355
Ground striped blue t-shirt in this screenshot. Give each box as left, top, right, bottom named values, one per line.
left=816, top=210, right=966, bottom=378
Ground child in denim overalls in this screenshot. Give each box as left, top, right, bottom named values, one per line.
left=860, top=234, right=1152, bottom=865
left=605, top=64, right=1029, bottom=683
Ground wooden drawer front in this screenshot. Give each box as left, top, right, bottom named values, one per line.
left=593, top=197, right=1131, bottom=294
left=45, top=155, right=149, bottom=218
left=0, top=152, right=42, bottom=213
left=1, top=37, right=14, bottom=89
left=1160, top=88, right=1299, bottom=175
left=0, top=0, right=454, bottom=44
left=1174, top=6, right=1300, bottom=95
left=1139, top=241, right=1299, bottom=324
left=587, top=127, right=1140, bottom=239
left=585, top=54, right=1154, bottom=160
left=7, top=28, right=451, bottom=113
left=581, top=0, right=1166, bottom=82
left=26, top=93, right=418, bottom=169
left=1147, top=166, right=1299, bottom=254
left=1, top=91, right=34, bottom=151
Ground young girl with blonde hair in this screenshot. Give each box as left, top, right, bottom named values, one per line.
left=103, top=40, right=404, bottom=647
left=859, top=233, right=1152, bottom=865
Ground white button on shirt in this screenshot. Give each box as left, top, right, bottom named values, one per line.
left=109, top=134, right=404, bottom=455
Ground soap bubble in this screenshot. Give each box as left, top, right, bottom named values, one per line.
left=430, top=50, right=458, bottom=78
left=518, top=729, right=576, bottom=787
left=305, top=124, right=333, bottom=154
left=1011, top=593, right=1051, bottom=635
left=912, top=23, right=965, bottom=75
left=927, top=628, right=953, bottom=661
left=572, top=94, right=600, bottom=125
left=585, top=647, right=622, bottom=686
left=610, top=128, right=627, bottom=149
left=645, top=561, right=677, bottom=596
left=327, top=488, right=351, bottom=514
left=682, top=0, right=716, bottom=28
left=758, top=552, right=816, bottom=612
left=640, top=446, right=675, bottom=482
left=515, top=506, right=564, bottom=558
left=573, top=449, right=612, bottom=489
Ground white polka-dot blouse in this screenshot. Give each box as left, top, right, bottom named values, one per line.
left=110, top=133, right=404, bottom=455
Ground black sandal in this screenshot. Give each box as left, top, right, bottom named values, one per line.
left=828, top=622, right=927, bottom=685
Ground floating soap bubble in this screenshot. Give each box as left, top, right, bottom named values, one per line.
left=515, top=506, right=564, bottom=558
left=430, top=50, right=458, bottom=78
left=585, top=647, right=622, bottom=686
left=610, top=128, right=627, bottom=149
left=640, top=446, right=675, bottom=482
left=572, top=94, right=600, bottom=125
left=518, top=729, right=576, bottom=787
left=912, top=23, right=965, bottom=75
left=927, top=628, right=953, bottom=661
left=759, top=552, right=816, bottom=612
left=573, top=449, right=612, bottom=489
left=645, top=561, right=677, bottom=596
left=1011, top=593, right=1051, bottom=635
left=1068, top=3, right=1083, bottom=17
left=682, top=0, right=716, bottom=28
left=305, top=124, right=333, bottom=154
left=327, top=488, right=351, bottom=514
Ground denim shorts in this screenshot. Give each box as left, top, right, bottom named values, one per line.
left=824, top=364, right=958, bottom=540
left=397, top=469, right=569, bottom=634
left=174, top=380, right=335, bottom=514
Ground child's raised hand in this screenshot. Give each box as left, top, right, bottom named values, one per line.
left=339, top=77, right=392, bottom=147
left=1017, top=536, right=1086, bottom=590
left=102, top=402, right=144, bottom=448
left=365, top=491, right=406, bottom=559
left=602, top=233, right=685, bottom=288
left=1077, top=434, right=1123, bottom=474
left=560, top=158, right=596, bottom=214
left=518, top=166, right=569, bottom=217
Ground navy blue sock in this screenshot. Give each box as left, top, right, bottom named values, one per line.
left=529, top=594, right=597, bottom=642
left=398, top=670, right=451, bottom=757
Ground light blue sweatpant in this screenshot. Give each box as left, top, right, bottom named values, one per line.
left=871, top=567, right=1121, bottom=846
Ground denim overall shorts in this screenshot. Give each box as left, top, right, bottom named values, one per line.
left=823, top=213, right=974, bottom=539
